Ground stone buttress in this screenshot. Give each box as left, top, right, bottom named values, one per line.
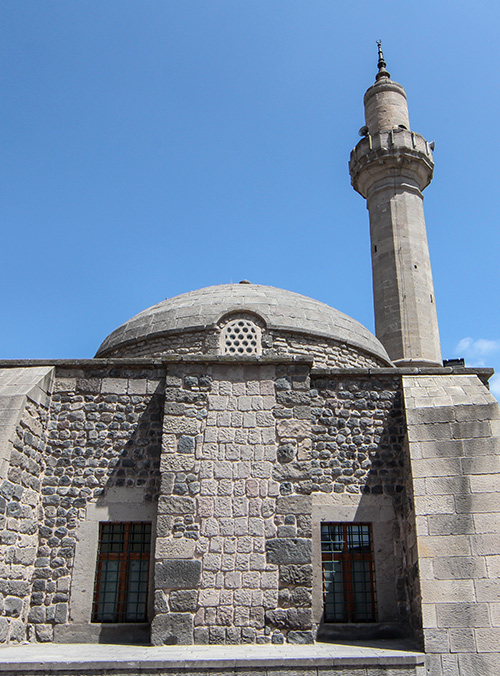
left=152, top=362, right=315, bottom=645
left=403, top=374, right=500, bottom=675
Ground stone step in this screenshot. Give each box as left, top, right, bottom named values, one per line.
left=0, top=641, right=425, bottom=675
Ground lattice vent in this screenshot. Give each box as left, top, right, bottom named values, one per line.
left=221, top=318, right=261, bottom=355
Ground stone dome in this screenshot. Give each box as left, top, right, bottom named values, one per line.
left=96, top=283, right=391, bottom=366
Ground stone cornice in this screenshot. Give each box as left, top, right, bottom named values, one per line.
left=0, top=359, right=492, bottom=384
left=0, top=356, right=314, bottom=368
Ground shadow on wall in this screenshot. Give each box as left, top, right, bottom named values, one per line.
left=308, top=376, right=423, bottom=648
left=93, top=392, right=163, bottom=504
left=26, top=380, right=164, bottom=644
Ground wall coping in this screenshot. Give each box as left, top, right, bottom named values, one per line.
left=0, top=356, right=313, bottom=368
left=0, top=359, right=493, bottom=386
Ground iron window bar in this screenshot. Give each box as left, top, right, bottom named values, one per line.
left=321, top=522, right=376, bottom=623
left=92, top=522, right=151, bottom=623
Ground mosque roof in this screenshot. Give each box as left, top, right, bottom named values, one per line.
left=96, top=283, right=390, bottom=363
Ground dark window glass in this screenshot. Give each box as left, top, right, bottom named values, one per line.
left=321, top=523, right=376, bottom=623
left=92, top=522, right=151, bottom=623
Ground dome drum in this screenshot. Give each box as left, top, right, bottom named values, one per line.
left=96, top=284, right=391, bottom=368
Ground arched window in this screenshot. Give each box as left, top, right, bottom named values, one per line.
left=220, top=315, right=262, bottom=356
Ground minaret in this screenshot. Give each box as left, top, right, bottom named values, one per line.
left=349, top=44, right=442, bottom=367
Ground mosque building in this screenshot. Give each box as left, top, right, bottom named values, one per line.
left=0, top=47, right=499, bottom=676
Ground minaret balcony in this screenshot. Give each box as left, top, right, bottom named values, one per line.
left=349, top=128, right=434, bottom=199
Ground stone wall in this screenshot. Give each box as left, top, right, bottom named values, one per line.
left=269, top=332, right=387, bottom=369
left=152, top=363, right=315, bottom=645
left=397, top=434, right=423, bottom=646
left=306, top=373, right=418, bottom=633
left=0, top=367, right=54, bottom=644
left=307, top=374, right=405, bottom=496
left=26, top=367, right=164, bottom=642
left=0, top=400, right=48, bottom=643
left=100, top=328, right=387, bottom=370
left=151, top=365, right=420, bottom=645
left=3, top=358, right=496, bottom=660
left=403, top=374, right=500, bottom=676
left=102, top=330, right=207, bottom=359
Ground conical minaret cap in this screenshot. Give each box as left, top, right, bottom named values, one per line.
left=363, top=43, right=410, bottom=133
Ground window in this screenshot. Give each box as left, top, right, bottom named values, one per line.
left=220, top=316, right=262, bottom=355
left=321, top=523, right=376, bottom=623
left=92, top=522, right=151, bottom=623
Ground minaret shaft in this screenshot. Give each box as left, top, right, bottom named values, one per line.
left=368, top=184, right=441, bottom=366
left=350, top=54, right=442, bottom=367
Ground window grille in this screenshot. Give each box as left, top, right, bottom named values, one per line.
left=221, top=317, right=261, bottom=355
left=92, top=522, right=151, bottom=623
left=321, top=522, right=376, bottom=623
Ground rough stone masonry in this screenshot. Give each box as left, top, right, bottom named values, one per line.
left=0, top=48, right=499, bottom=676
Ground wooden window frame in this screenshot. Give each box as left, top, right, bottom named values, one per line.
left=92, top=521, right=151, bottom=624
left=321, top=522, right=376, bottom=623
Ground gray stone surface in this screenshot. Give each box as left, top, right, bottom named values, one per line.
left=177, top=435, right=195, bottom=454
left=0, top=368, right=54, bottom=644
left=0, top=48, right=498, bottom=676
left=266, top=539, right=312, bottom=565
left=350, top=72, right=441, bottom=367
left=287, top=630, right=315, bottom=644
left=169, top=589, right=198, bottom=612
left=23, top=369, right=163, bottom=642
left=276, top=496, right=312, bottom=514
left=96, top=284, right=390, bottom=364
left=154, top=363, right=320, bottom=644
left=0, top=341, right=496, bottom=665
left=0, top=641, right=426, bottom=673
left=155, top=560, right=202, bottom=589
left=403, top=373, right=500, bottom=673
left=151, top=612, right=194, bottom=645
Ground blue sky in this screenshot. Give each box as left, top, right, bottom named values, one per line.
left=1, top=1, right=500, bottom=396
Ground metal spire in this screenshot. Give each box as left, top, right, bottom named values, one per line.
left=375, top=40, right=390, bottom=80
